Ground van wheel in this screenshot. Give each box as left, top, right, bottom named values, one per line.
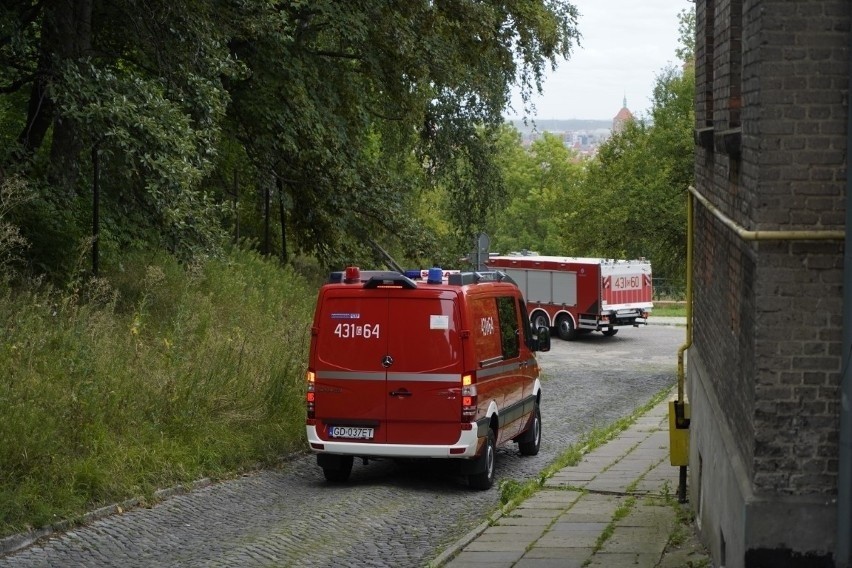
left=468, top=429, right=496, bottom=490
left=518, top=405, right=542, bottom=456
left=321, top=455, right=353, bottom=483
left=602, top=329, right=619, bottom=337
left=556, top=315, right=577, bottom=341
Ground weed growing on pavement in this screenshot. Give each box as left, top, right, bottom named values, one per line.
left=498, top=387, right=673, bottom=514
left=657, top=479, right=713, bottom=564
left=591, top=496, right=635, bottom=554
left=0, top=247, right=315, bottom=537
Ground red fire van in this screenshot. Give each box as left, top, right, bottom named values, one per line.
left=305, top=267, right=551, bottom=489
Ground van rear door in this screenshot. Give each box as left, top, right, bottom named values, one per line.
left=313, top=291, right=390, bottom=443
left=384, top=294, right=464, bottom=445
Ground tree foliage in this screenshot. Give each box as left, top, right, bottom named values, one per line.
left=483, top=5, right=695, bottom=286
left=0, top=0, right=581, bottom=277
left=487, top=129, right=585, bottom=255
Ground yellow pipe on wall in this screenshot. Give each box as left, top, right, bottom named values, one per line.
left=679, top=185, right=844, bottom=401
left=677, top=191, right=695, bottom=402
left=687, top=185, right=845, bottom=242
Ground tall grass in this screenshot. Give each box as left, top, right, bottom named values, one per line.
left=0, top=247, right=316, bottom=536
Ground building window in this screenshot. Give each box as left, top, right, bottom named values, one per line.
left=729, top=0, right=742, bottom=129
left=703, top=0, right=715, bottom=128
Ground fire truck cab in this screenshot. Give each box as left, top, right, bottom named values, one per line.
left=305, top=267, right=550, bottom=490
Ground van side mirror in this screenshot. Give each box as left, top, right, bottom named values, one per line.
left=532, top=326, right=551, bottom=352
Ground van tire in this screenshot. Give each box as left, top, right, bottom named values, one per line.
left=468, top=429, right=496, bottom=490
left=518, top=405, right=542, bottom=456
left=321, top=455, right=354, bottom=483
left=556, top=315, right=577, bottom=341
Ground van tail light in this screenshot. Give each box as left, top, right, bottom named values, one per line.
left=461, top=373, right=477, bottom=420
left=306, top=370, right=316, bottom=419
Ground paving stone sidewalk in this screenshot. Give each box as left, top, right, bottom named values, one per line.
left=432, top=395, right=712, bottom=568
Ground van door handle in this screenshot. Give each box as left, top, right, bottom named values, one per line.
left=390, top=389, right=412, bottom=397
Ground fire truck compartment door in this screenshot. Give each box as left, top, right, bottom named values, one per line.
left=552, top=271, right=577, bottom=305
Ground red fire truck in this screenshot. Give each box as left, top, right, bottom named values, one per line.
left=486, top=254, right=653, bottom=340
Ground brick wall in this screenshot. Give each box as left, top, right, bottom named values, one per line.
left=749, top=0, right=846, bottom=495
left=693, top=0, right=847, bottom=499
left=694, top=0, right=757, bottom=483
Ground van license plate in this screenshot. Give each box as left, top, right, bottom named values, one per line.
left=328, top=426, right=374, bottom=439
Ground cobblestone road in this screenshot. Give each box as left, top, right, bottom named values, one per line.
left=1, top=323, right=685, bottom=568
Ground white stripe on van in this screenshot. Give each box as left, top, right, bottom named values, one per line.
left=317, top=371, right=460, bottom=382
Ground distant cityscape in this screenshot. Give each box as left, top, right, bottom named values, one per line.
left=507, top=99, right=636, bottom=158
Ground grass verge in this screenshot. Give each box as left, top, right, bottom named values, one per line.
left=0, top=247, right=315, bottom=538
left=652, top=305, right=687, bottom=317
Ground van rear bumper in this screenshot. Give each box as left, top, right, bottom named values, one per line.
left=306, top=425, right=480, bottom=458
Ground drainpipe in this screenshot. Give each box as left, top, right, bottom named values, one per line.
left=836, top=23, right=852, bottom=567
left=674, top=190, right=694, bottom=503
left=686, top=185, right=847, bottom=563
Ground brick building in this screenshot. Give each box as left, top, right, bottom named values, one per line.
left=689, top=1, right=850, bottom=566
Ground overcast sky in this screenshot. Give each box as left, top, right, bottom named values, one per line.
left=507, top=0, right=689, bottom=121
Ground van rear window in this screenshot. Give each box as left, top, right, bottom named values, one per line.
left=388, top=298, right=460, bottom=373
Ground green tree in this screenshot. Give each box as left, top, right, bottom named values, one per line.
left=571, top=4, right=695, bottom=285
left=574, top=63, right=695, bottom=285
left=221, top=1, right=582, bottom=268
left=1, top=1, right=582, bottom=276
left=1, top=0, right=236, bottom=274
left=487, top=129, right=585, bottom=255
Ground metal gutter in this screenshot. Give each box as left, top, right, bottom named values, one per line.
left=677, top=191, right=694, bottom=402
left=674, top=189, right=695, bottom=503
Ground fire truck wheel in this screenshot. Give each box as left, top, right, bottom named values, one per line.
left=556, top=315, right=577, bottom=341
left=321, top=455, right=354, bottom=483
left=602, top=329, right=619, bottom=337
left=468, top=429, right=496, bottom=490
left=532, top=312, right=549, bottom=330
left=518, top=404, right=541, bottom=456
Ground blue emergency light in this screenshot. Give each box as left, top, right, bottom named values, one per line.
left=427, top=267, right=443, bottom=284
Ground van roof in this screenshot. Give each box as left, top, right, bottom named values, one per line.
left=327, top=267, right=518, bottom=289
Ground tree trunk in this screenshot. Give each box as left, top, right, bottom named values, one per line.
left=263, top=181, right=270, bottom=256
left=277, top=177, right=288, bottom=265
left=233, top=169, right=240, bottom=243
left=91, top=144, right=99, bottom=276
left=18, top=0, right=93, bottom=193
